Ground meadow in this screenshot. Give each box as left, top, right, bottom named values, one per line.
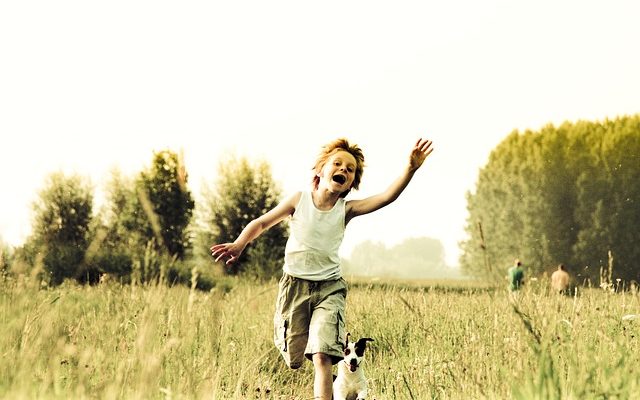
left=1, top=272, right=639, bottom=399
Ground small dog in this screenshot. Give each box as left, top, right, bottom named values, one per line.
left=333, top=333, right=374, bottom=400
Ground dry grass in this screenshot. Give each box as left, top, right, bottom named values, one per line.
left=1, top=274, right=639, bottom=399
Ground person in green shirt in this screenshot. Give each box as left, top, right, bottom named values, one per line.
left=508, top=259, right=525, bottom=291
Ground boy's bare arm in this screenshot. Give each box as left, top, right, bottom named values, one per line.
left=346, top=138, right=433, bottom=221
left=210, top=192, right=300, bottom=265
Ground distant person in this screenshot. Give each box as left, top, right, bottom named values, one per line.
left=211, top=137, right=434, bottom=400
left=551, top=264, right=570, bottom=294
left=508, top=259, right=525, bottom=291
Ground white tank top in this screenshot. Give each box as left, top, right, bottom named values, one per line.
left=283, top=191, right=346, bottom=281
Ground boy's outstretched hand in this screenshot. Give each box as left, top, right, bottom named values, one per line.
left=210, top=243, right=242, bottom=265
left=409, top=138, right=434, bottom=171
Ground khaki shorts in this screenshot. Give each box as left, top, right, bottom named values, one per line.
left=273, top=273, right=347, bottom=369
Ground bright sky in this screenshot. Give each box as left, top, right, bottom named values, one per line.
left=1, top=1, right=639, bottom=267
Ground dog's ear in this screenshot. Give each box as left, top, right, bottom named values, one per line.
left=354, top=338, right=374, bottom=356
left=344, top=332, right=351, bottom=350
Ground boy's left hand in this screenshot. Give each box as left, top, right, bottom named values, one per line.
left=409, top=138, right=434, bottom=171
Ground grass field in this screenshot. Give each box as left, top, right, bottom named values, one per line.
left=1, top=272, right=639, bottom=399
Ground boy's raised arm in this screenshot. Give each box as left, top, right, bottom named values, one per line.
left=346, top=138, right=433, bottom=221
left=210, top=192, right=300, bottom=265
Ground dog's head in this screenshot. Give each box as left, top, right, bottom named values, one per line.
left=342, top=333, right=374, bottom=373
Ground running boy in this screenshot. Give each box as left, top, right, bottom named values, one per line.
left=210, top=137, right=433, bottom=400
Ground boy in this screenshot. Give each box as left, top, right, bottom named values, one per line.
left=211, top=137, right=433, bottom=399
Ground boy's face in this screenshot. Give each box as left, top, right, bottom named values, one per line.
left=318, top=150, right=357, bottom=194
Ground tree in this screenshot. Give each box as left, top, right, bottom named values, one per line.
left=572, top=117, right=640, bottom=283
left=199, top=155, right=288, bottom=277
left=0, top=237, right=10, bottom=278
left=26, top=172, right=94, bottom=285
left=345, top=237, right=449, bottom=279
left=461, top=115, right=640, bottom=284
left=89, top=169, right=139, bottom=281
left=95, top=151, right=195, bottom=284
left=346, top=240, right=389, bottom=277
left=137, top=150, right=195, bottom=260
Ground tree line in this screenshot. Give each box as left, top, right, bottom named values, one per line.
left=460, top=114, right=640, bottom=285
left=343, top=238, right=463, bottom=280
left=2, top=151, right=287, bottom=288
left=2, top=114, right=637, bottom=288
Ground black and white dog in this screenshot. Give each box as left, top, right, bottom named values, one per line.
left=333, top=333, right=374, bottom=400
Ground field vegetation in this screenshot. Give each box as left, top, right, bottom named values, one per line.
left=2, top=272, right=638, bottom=399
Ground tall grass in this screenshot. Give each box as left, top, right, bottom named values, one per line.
left=1, top=274, right=639, bottom=399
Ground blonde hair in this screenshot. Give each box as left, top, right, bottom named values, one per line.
left=312, top=138, right=365, bottom=198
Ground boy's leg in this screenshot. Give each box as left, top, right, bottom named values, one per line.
left=312, top=352, right=333, bottom=400
left=305, top=279, right=348, bottom=399
left=273, top=274, right=311, bottom=369
left=304, top=278, right=348, bottom=363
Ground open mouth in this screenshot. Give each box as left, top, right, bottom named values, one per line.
left=332, top=175, right=346, bottom=185
left=349, top=364, right=358, bottom=372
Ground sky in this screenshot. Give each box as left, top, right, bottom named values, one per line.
left=1, top=0, right=639, bottom=267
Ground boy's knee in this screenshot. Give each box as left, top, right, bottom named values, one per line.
left=312, top=352, right=333, bottom=366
